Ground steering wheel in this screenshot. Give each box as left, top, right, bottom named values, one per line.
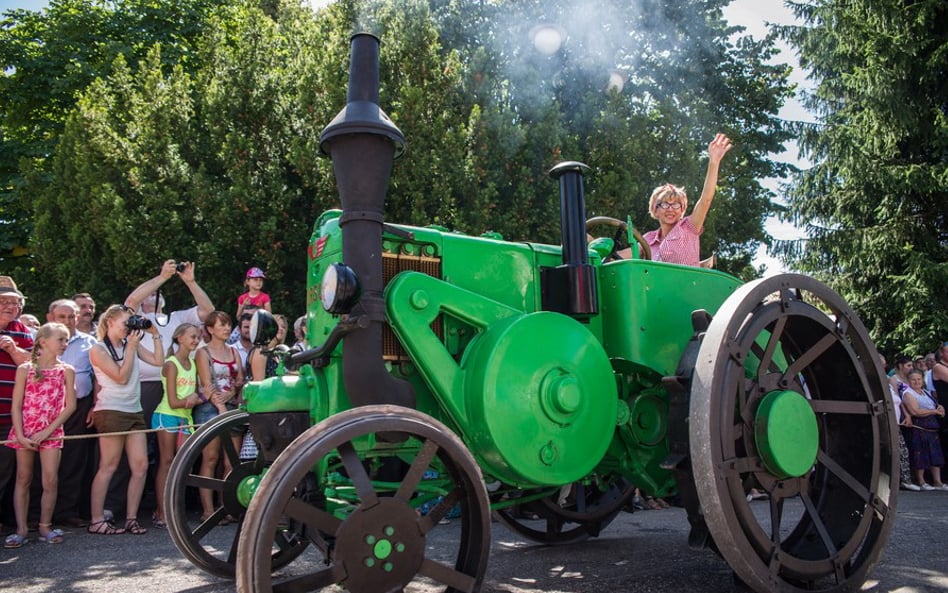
left=585, top=216, right=651, bottom=262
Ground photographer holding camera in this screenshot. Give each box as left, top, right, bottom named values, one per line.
left=124, top=260, right=213, bottom=429
left=87, top=304, right=166, bottom=535
left=120, top=260, right=214, bottom=520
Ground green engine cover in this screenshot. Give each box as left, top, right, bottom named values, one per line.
left=462, top=312, right=616, bottom=486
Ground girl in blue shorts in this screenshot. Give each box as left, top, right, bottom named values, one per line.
left=151, top=323, right=202, bottom=527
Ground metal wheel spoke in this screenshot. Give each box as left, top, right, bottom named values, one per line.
left=731, top=421, right=751, bottom=447
left=738, top=379, right=754, bottom=429
left=767, top=549, right=783, bottom=579
left=720, top=456, right=764, bottom=477
left=419, top=487, right=460, bottom=534
left=574, top=484, right=587, bottom=513
left=809, top=400, right=873, bottom=415
left=758, top=316, right=787, bottom=376
left=817, top=449, right=871, bottom=502
left=273, top=564, right=347, bottom=593
left=783, top=333, right=837, bottom=383
left=227, top=525, right=240, bottom=564
left=305, top=528, right=333, bottom=557
left=419, top=558, right=477, bottom=593
left=395, top=438, right=439, bottom=503
left=285, top=496, right=342, bottom=535
left=799, top=491, right=839, bottom=557
left=184, top=474, right=226, bottom=491
left=220, top=433, right=241, bottom=468
left=546, top=514, right=564, bottom=536
left=768, top=495, right=783, bottom=543
left=337, top=441, right=379, bottom=506
left=193, top=507, right=228, bottom=539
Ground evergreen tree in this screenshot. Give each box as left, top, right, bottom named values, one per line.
left=778, top=0, right=948, bottom=353
left=0, top=0, right=227, bottom=294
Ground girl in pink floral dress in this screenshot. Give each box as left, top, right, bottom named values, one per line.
left=4, top=322, right=76, bottom=548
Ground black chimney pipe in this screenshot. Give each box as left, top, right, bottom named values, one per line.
left=319, top=33, right=415, bottom=410
left=549, top=161, right=598, bottom=316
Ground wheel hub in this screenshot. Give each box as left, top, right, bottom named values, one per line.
left=334, top=498, right=425, bottom=593
left=222, top=459, right=262, bottom=517
left=754, top=389, right=819, bottom=479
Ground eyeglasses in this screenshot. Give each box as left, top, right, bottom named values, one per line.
left=656, top=201, right=683, bottom=211
left=0, top=298, right=22, bottom=307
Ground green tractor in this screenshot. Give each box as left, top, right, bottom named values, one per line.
left=164, top=34, right=897, bottom=593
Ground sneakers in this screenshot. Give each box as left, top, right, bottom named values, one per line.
left=920, top=483, right=936, bottom=491
left=901, top=482, right=921, bottom=491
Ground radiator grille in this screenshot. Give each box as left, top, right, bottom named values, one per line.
left=382, top=252, right=443, bottom=361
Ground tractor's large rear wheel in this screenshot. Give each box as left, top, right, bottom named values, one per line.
left=690, top=274, right=897, bottom=593
left=236, top=405, right=491, bottom=593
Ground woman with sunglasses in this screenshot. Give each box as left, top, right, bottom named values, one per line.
left=640, top=133, right=732, bottom=267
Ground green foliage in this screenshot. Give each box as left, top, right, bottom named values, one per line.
left=30, top=1, right=331, bottom=315
left=0, top=0, right=228, bottom=300
left=6, top=0, right=793, bottom=318
left=777, top=0, right=948, bottom=354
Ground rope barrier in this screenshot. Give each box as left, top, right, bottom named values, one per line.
left=0, top=423, right=207, bottom=447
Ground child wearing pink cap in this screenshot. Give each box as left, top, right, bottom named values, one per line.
left=236, top=267, right=272, bottom=320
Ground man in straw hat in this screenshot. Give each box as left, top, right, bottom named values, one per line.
left=0, top=276, right=33, bottom=532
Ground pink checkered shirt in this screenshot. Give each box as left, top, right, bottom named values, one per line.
left=643, top=216, right=703, bottom=267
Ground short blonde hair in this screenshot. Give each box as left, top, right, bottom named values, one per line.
left=648, top=183, right=687, bottom=220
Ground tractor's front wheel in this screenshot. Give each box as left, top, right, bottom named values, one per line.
left=164, top=409, right=308, bottom=578
left=236, top=405, right=491, bottom=593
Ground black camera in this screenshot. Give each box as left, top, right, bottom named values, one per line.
left=175, top=262, right=187, bottom=273
left=126, top=315, right=153, bottom=331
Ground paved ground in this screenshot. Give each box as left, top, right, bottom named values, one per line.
left=2, top=490, right=946, bottom=593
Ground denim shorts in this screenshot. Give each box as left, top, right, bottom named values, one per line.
left=192, top=402, right=219, bottom=426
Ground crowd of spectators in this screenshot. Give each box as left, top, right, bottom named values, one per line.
left=0, top=262, right=307, bottom=544
left=885, top=347, right=948, bottom=492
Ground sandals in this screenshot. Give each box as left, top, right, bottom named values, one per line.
left=87, top=519, right=125, bottom=535
left=4, top=533, right=28, bottom=548
left=37, top=524, right=64, bottom=544
left=124, top=519, right=147, bottom=535
left=151, top=511, right=166, bottom=529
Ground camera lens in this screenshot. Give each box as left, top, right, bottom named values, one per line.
left=125, top=315, right=153, bottom=331
left=175, top=262, right=187, bottom=273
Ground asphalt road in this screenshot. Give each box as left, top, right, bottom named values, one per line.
left=2, top=490, right=946, bottom=593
